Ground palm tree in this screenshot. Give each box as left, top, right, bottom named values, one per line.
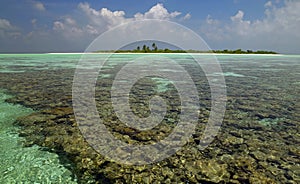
left=152, top=43, right=156, bottom=50
left=142, top=44, right=147, bottom=52
left=152, top=43, right=158, bottom=52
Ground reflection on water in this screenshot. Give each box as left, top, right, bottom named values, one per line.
left=0, top=53, right=299, bottom=183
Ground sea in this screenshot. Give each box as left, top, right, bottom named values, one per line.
left=0, top=53, right=299, bottom=183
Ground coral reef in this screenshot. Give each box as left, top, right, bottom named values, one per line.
left=0, top=56, right=299, bottom=183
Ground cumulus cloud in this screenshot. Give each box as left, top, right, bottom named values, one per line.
left=52, top=17, right=84, bottom=39
left=206, top=15, right=218, bottom=25
left=202, top=15, right=227, bottom=41
left=78, top=2, right=128, bottom=29
left=0, top=3, right=191, bottom=52
left=53, top=2, right=188, bottom=41
left=0, top=18, right=14, bottom=30
left=0, top=18, right=20, bottom=38
left=201, top=0, right=300, bottom=53
left=134, top=3, right=181, bottom=20
left=230, top=10, right=244, bottom=22
left=264, top=1, right=273, bottom=8
left=86, top=24, right=99, bottom=35
left=32, top=1, right=45, bottom=11
left=53, top=21, right=64, bottom=31
left=77, top=2, right=184, bottom=32
left=65, top=17, right=76, bottom=26
left=31, top=19, right=37, bottom=25
left=228, top=10, right=251, bottom=36
left=182, top=13, right=191, bottom=20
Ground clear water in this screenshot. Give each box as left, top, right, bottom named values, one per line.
left=0, top=53, right=299, bottom=71
left=0, top=90, right=77, bottom=183
left=0, top=53, right=299, bottom=183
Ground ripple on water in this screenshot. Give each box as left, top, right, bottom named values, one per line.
left=0, top=91, right=77, bottom=183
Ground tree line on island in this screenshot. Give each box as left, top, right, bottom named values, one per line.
left=211, top=49, right=277, bottom=54
left=97, top=43, right=278, bottom=54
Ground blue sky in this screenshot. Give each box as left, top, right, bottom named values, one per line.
left=0, top=0, right=299, bottom=53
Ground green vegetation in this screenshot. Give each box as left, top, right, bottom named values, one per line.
left=211, top=49, right=277, bottom=54
left=96, top=43, right=278, bottom=54
left=114, top=43, right=187, bottom=53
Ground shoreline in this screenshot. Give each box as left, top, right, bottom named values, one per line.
left=47, top=52, right=284, bottom=56
left=0, top=52, right=294, bottom=56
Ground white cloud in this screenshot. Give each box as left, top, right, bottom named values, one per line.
left=201, top=15, right=227, bottom=41
left=33, top=1, right=45, bottom=11
left=0, top=18, right=20, bottom=39
left=0, top=3, right=193, bottom=52
left=52, top=3, right=130, bottom=40
left=182, top=13, right=191, bottom=20
left=77, top=2, right=184, bottom=31
left=201, top=1, right=300, bottom=53
left=65, top=17, right=76, bottom=26
left=228, top=10, right=251, bottom=36
left=78, top=2, right=128, bottom=29
left=53, top=18, right=78, bottom=32
left=31, top=19, right=37, bottom=25
left=31, top=19, right=38, bottom=29
left=136, top=3, right=181, bottom=20
left=230, top=10, right=244, bottom=22
left=53, top=17, right=84, bottom=39
left=144, top=4, right=181, bottom=19
left=0, top=18, right=13, bottom=30
left=86, top=24, right=99, bottom=35
left=264, top=1, right=273, bottom=8
left=206, top=15, right=219, bottom=25
left=48, top=2, right=192, bottom=52
left=53, top=21, right=64, bottom=31
left=53, top=2, right=188, bottom=40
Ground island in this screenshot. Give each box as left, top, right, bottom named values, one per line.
left=96, top=43, right=278, bottom=54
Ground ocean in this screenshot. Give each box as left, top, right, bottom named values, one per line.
left=0, top=53, right=299, bottom=183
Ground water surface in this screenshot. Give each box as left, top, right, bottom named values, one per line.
left=0, top=53, right=299, bottom=183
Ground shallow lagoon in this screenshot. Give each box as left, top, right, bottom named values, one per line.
left=0, top=90, right=77, bottom=183
left=0, top=53, right=299, bottom=183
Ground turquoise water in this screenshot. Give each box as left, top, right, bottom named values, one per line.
left=0, top=53, right=299, bottom=183
left=150, top=77, right=174, bottom=92
left=0, top=53, right=299, bottom=73
left=0, top=54, right=83, bottom=72
left=0, top=90, right=77, bottom=183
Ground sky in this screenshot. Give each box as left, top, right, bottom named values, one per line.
left=0, top=0, right=299, bottom=53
